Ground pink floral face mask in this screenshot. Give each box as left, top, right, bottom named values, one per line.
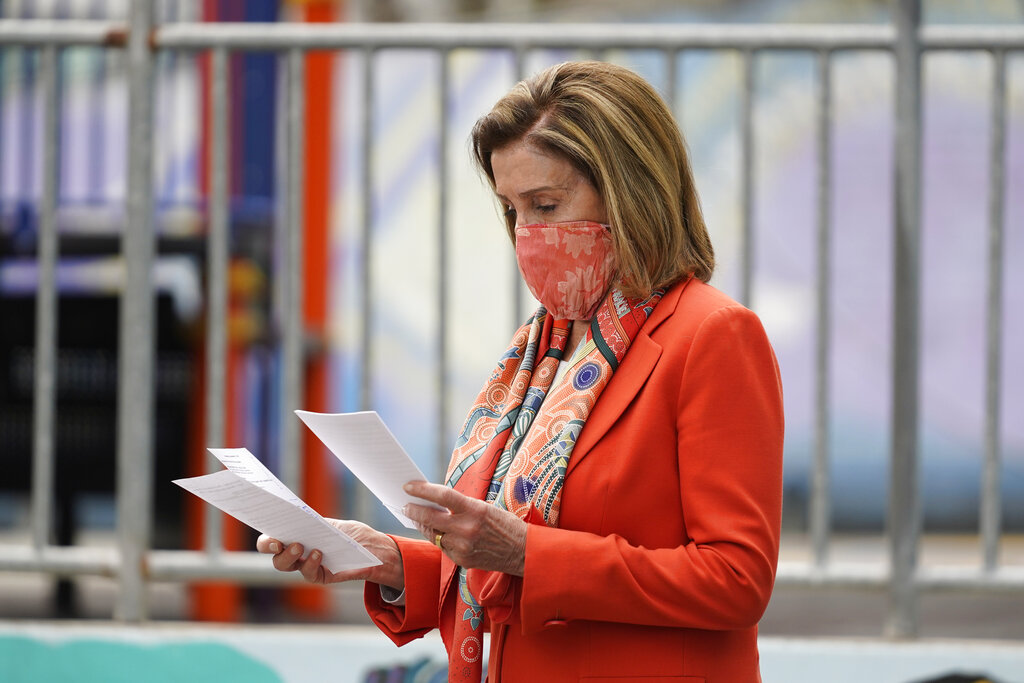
left=515, top=220, right=617, bottom=320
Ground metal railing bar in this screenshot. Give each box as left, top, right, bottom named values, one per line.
left=3, top=20, right=1023, bottom=52
left=152, top=22, right=899, bottom=51
left=438, top=48, right=451, bottom=478
left=738, top=48, right=755, bottom=308
left=886, top=0, right=924, bottom=639
left=30, top=44, right=59, bottom=553
left=0, top=545, right=119, bottom=575
left=663, top=47, right=677, bottom=120
left=1, top=548, right=1016, bottom=592
left=917, top=565, right=1024, bottom=592
left=360, top=47, right=374, bottom=415
left=0, top=20, right=124, bottom=46
left=775, top=561, right=887, bottom=589
left=356, top=46, right=375, bottom=524
left=919, top=25, right=1024, bottom=50
left=204, top=45, right=229, bottom=553
left=981, top=48, right=1006, bottom=573
left=775, top=563, right=1024, bottom=592
left=114, top=0, right=156, bottom=621
left=810, top=48, right=833, bottom=570
left=280, top=47, right=305, bottom=493
left=147, top=551, right=309, bottom=583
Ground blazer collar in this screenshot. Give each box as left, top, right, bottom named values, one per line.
left=567, top=278, right=692, bottom=475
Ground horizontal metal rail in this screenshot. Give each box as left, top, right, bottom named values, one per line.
left=776, top=563, right=1024, bottom=593
left=153, top=22, right=899, bottom=50
left=0, top=545, right=119, bottom=576
left=920, top=25, right=1024, bottom=49
left=4, top=549, right=1022, bottom=593
left=3, top=20, right=1024, bottom=51
left=147, top=551, right=308, bottom=584
left=0, top=20, right=125, bottom=46
left=154, top=22, right=1024, bottom=51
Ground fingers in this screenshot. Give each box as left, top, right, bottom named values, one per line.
left=404, top=481, right=465, bottom=512
left=403, top=482, right=487, bottom=538
left=403, top=482, right=525, bottom=575
left=256, top=534, right=282, bottom=555
left=298, top=549, right=327, bottom=584
left=270, top=542, right=306, bottom=572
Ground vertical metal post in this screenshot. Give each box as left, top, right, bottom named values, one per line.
left=811, top=49, right=833, bottom=570
left=356, top=47, right=374, bottom=523
left=664, top=47, right=678, bottom=118
left=280, top=47, right=306, bottom=493
left=738, top=49, right=755, bottom=308
left=981, top=49, right=1006, bottom=572
left=360, top=47, right=374, bottom=414
left=115, top=0, right=155, bottom=622
left=204, top=46, right=229, bottom=552
left=437, top=49, right=451, bottom=478
left=31, top=44, right=60, bottom=551
left=886, top=0, right=923, bottom=638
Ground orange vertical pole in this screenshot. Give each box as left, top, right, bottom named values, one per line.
left=283, top=0, right=339, bottom=618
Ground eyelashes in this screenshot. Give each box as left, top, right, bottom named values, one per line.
left=503, top=204, right=557, bottom=219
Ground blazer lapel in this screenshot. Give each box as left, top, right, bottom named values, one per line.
left=566, top=278, right=691, bottom=475
left=567, top=332, right=663, bottom=476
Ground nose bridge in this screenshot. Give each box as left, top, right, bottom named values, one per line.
left=512, top=202, right=532, bottom=228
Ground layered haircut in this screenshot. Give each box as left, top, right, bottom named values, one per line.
left=470, top=60, right=714, bottom=297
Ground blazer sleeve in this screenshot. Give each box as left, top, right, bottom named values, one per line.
left=518, top=305, right=784, bottom=635
left=364, top=535, right=443, bottom=645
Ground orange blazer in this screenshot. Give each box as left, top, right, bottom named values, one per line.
left=366, top=278, right=785, bottom=683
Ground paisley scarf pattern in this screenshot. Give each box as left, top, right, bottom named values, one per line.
left=443, top=287, right=663, bottom=681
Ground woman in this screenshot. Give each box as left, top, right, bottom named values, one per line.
left=258, top=60, right=784, bottom=682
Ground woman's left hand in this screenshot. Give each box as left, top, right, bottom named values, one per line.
left=402, top=481, right=527, bottom=577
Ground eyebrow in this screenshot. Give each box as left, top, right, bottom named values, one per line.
left=495, top=185, right=571, bottom=202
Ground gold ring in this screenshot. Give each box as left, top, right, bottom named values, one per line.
left=433, top=533, right=444, bottom=548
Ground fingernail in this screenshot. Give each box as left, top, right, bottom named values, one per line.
left=311, top=551, right=321, bottom=561
left=403, top=483, right=414, bottom=493
left=401, top=504, right=411, bottom=517
left=270, top=542, right=281, bottom=554
left=290, top=545, right=301, bottom=556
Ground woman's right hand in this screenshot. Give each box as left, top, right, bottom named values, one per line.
left=256, top=519, right=404, bottom=591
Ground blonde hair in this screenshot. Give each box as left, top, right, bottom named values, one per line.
left=470, top=60, right=714, bottom=297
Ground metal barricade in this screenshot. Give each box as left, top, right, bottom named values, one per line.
left=0, top=0, right=1021, bottom=634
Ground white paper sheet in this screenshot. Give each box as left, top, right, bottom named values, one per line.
left=208, top=447, right=305, bottom=505
left=295, top=410, right=445, bottom=529
left=173, top=449, right=381, bottom=573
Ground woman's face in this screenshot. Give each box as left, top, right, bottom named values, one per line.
left=491, top=141, right=607, bottom=228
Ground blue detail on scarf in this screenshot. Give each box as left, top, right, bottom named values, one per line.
left=572, top=361, right=601, bottom=391
left=513, top=475, right=536, bottom=504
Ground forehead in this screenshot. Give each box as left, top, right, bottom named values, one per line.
left=491, top=141, right=579, bottom=196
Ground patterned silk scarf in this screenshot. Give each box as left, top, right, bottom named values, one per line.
left=443, top=287, right=663, bottom=681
